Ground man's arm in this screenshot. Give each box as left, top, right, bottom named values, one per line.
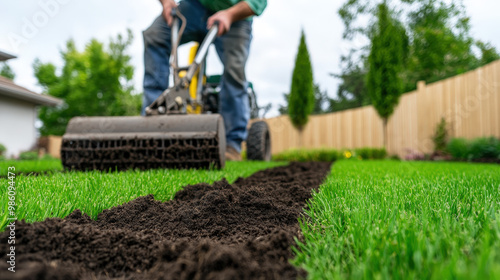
left=207, top=1, right=255, bottom=36
left=159, top=0, right=178, bottom=26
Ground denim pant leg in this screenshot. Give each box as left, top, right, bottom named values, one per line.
left=214, top=20, right=253, bottom=152
left=142, top=0, right=207, bottom=115
left=142, top=16, right=170, bottom=115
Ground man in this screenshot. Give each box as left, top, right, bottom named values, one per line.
left=143, top=0, right=267, bottom=160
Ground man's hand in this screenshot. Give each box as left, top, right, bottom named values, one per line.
left=160, top=0, right=177, bottom=26
left=207, top=1, right=255, bottom=36
left=207, top=10, right=233, bottom=37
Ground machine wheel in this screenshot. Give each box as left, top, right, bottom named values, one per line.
left=246, top=121, right=271, bottom=161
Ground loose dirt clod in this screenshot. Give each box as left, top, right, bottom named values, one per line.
left=0, top=162, right=331, bottom=279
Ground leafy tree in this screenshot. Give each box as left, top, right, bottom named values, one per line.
left=313, top=83, right=329, bottom=114
left=405, top=0, right=475, bottom=89
left=328, top=96, right=361, bottom=113
left=329, top=61, right=371, bottom=112
left=0, top=62, right=15, bottom=80
left=259, top=103, right=273, bottom=118
left=278, top=92, right=290, bottom=115
left=288, top=30, right=314, bottom=145
left=337, top=0, right=499, bottom=102
left=35, top=30, right=141, bottom=136
left=367, top=2, right=407, bottom=148
left=476, top=41, right=500, bottom=66
left=330, top=49, right=370, bottom=112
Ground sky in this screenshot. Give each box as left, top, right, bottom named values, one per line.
left=1, top=0, right=499, bottom=117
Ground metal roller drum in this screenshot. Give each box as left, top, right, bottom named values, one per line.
left=61, top=114, right=226, bottom=171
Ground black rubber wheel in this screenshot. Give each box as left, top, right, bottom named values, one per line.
left=247, top=121, right=271, bottom=161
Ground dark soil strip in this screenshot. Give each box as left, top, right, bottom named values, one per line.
left=0, top=162, right=331, bottom=280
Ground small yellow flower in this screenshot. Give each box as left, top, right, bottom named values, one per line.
left=344, top=151, right=352, bottom=159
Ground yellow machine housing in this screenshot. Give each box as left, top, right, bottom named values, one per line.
left=179, top=43, right=204, bottom=114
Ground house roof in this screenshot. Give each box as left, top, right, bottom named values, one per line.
left=0, top=76, right=63, bottom=106
left=0, top=51, right=16, bottom=62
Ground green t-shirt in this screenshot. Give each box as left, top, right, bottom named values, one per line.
left=197, top=0, right=267, bottom=16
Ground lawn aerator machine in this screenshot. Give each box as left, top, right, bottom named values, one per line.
left=60, top=10, right=271, bottom=171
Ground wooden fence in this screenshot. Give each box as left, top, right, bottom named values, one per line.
left=38, top=136, right=62, bottom=158
left=262, top=60, right=500, bottom=158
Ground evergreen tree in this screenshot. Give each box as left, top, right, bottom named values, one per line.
left=280, top=82, right=326, bottom=115
left=366, top=2, right=407, bottom=148
left=288, top=30, right=314, bottom=143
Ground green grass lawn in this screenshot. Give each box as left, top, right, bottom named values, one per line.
left=293, top=161, right=500, bottom=279
left=0, top=159, right=63, bottom=176
left=0, top=161, right=285, bottom=230
left=3, top=158, right=499, bottom=278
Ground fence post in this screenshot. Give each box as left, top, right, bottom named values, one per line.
left=47, top=136, right=62, bottom=159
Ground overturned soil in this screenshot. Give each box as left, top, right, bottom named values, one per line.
left=0, top=162, right=331, bottom=280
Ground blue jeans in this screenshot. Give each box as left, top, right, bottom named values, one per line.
left=142, top=0, right=252, bottom=152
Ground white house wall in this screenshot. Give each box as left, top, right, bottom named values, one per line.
left=0, top=95, right=37, bottom=157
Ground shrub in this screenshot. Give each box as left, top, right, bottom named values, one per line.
left=432, top=117, right=448, bottom=153
left=272, top=148, right=386, bottom=162
left=446, top=137, right=500, bottom=161
left=356, top=148, right=372, bottom=159
left=390, top=154, right=401, bottom=161
left=469, top=137, right=500, bottom=160
left=316, top=149, right=338, bottom=162
left=340, top=149, right=355, bottom=160
left=355, top=148, right=387, bottom=160
left=371, top=148, right=387, bottom=159
left=447, top=138, right=469, bottom=160
left=273, top=149, right=339, bottom=162
left=19, top=151, right=39, bottom=160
